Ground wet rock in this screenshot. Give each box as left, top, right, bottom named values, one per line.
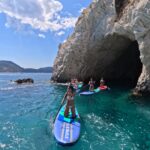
left=130, top=88, right=142, bottom=97
left=15, top=78, right=34, bottom=84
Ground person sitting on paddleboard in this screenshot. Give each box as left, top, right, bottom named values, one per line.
left=71, top=78, right=79, bottom=90
left=71, top=78, right=76, bottom=89
left=74, top=78, right=79, bottom=89
left=71, top=78, right=74, bottom=85
left=89, top=78, right=95, bottom=91
left=64, top=85, right=76, bottom=118
left=100, top=78, right=105, bottom=86
left=99, top=78, right=108, bottom=90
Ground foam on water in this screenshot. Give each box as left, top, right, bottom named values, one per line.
left=0, top=143, right=6, bottom=148
left=0, top=87, right=16, bottom=91
left=0, top=83, right=43, bottom=91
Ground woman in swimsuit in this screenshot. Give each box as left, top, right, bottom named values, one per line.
left=89, top=78, right=95, bottom=91
left=71, top=78, right=76, bottom=89
left=74, top=78, right=79, bottom=90
left=64, top=85, right=76, bottom=118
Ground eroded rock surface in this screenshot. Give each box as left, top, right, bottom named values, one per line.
left=15, top=78, right=34, bottom=84
left=52, top=0, right=150, bottom=92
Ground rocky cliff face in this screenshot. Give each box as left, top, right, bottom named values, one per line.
left=52, top=0, right=150, bottom=92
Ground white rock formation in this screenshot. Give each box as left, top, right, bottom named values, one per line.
left=52, top=0, right=150, bottom=93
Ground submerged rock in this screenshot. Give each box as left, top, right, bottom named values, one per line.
left=15, top=78, right=34, bottom=84
left=130, top=88, right=142, bottom=97
left=52, top=0, right=150, bottom=93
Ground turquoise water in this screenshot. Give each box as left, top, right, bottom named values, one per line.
left=0, top=73, right=150, bottom=150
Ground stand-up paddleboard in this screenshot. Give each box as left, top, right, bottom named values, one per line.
left=80, top=86, right=108, bottom=96
left=80, top=87, right=100, bottom=96
left=79, top=91, right=95, bottom=95
left=53, top=105, right=81, bottom=145
left=99, top=85, right=108, bottom=90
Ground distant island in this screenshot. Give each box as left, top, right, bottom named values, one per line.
left=0, top=60, right=53, bottom=73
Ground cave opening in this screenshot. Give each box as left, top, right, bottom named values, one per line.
left=104, top=40, right=143, bottom=87
left=82, top=36, right=143, bottom=88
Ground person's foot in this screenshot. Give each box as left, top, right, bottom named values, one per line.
left=64, top=114, right=68, bottom=118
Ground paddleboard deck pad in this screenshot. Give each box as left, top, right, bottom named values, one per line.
left=80, top=87, right=100, bottom=95
left=53, top=105, right=80, bottom=145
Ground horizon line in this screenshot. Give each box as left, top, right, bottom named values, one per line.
left=0, top=60, right=53, bottom=69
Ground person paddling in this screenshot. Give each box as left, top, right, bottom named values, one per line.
left=71, top=78, right=79, bottom=90
left=64, top=85, right=76, bottom=118
left=71, top=78, right=76, bottom=89
left=89, top=78, right=95, bottom=91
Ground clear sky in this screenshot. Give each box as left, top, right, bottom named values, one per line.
left=0, top=0, right=91, bottom=68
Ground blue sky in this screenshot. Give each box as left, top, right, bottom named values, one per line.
left=0, top=0, right=91, bottom=68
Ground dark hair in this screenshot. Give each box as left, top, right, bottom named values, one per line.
left=68, top=85, right=74, bottom=92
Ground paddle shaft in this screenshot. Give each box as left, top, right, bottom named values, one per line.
left=53, top=92, right=67, bottom=124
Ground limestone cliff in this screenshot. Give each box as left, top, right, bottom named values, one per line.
left=52, top=0, right=150, bottom=92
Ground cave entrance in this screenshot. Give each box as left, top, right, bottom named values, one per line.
left=83, top=35, right=143, bottom=87
left=104, top=40, right=143, bottom=87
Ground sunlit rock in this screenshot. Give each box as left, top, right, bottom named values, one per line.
left=52, top=0, right=150, bottom=93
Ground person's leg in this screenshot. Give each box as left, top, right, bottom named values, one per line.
left=64, top=104, right=69, bottom=117
left=92, top=85, right=94, bottom=91
left=71, top=107, right=76, bottom=118
left=89, top=85, right=91, bottom=91
left=90, top=85, right=94, bottom=91
left=71, top=102, right=76, bottom=118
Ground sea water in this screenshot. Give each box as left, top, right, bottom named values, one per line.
left=0, top=73, right=150, bottom=150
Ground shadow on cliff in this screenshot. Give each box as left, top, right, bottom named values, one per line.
left=105, top=41, right=142, bottom=88
left=81, top=40, right=143, bottom=89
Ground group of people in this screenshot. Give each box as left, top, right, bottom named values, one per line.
left=89, top=77, right=105, bottom=91
left=63, top=77, right=106, bottom=119
left=70, top=78, right=79, bottom=90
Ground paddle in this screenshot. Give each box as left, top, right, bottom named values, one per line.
left=53, top=83, right=71, bottom=124
left=53, top=92, right=67, bottom=124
